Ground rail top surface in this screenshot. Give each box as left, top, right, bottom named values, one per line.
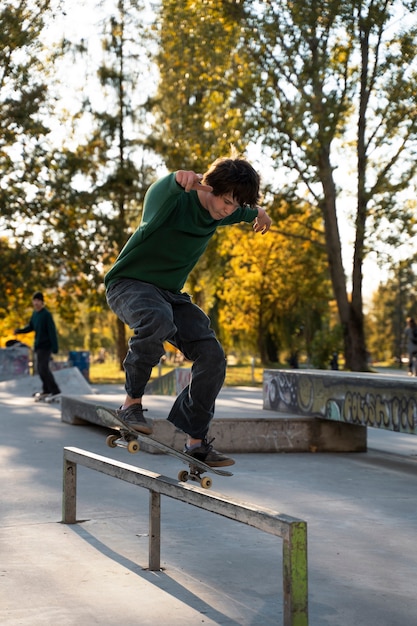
left=63, top=446, right=305, bottom=536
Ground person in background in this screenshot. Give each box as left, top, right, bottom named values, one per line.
left=404, top=317, right=417, bottom=376
left=330, top=352, right=339, bottom=370
left=105, top=155, right=272, bottom=468
left=15, top=292, right=61, bottom=398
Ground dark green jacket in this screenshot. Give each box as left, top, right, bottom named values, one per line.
left=105, top=173, right=258, bottom=293
left=16, top=307, right=59, bottom=353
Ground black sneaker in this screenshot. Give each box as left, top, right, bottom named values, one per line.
left=117, top=404, right=153, bottom=435
left=184, top=438, right=235, bottom=467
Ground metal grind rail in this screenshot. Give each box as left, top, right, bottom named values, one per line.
left=62, top=446, right=308, bottom=626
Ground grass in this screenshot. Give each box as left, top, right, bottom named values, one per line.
left=89, top=359, right=265, bottom=387
left=87, top=358, right=409, bottom=387
left=86, top=361, right=408, bottom=387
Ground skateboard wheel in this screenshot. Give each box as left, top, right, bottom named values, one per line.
left=200, top=476, right=212, bottom=489
left=127, top=440, right=140, bottom=454
left=106, top=435, right=119, bottom=448
left=178, top=470, right=189, bottom=482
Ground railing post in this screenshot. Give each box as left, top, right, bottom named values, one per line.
left=283, top=520, right=308, bottom=625
left=62, top=455, right=77, bottom=524
left=148, top=490, right=161, bottom=571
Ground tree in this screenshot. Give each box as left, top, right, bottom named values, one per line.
left=153, top=0, right=417, bottom=370
left=48, top=0, right=159, bottom=364
left=366, top=258, right=417, bottom=363
left=150, top=0, right=252, bottom=170
left=0, top=0, right=61, bottom=315
left=216, top=208, right=333, bottom=364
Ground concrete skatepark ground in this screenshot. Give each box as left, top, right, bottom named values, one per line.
left=1, top=371, right=417, bottom=625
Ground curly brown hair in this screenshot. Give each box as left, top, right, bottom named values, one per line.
left=202, top=157, right=261, bottom=208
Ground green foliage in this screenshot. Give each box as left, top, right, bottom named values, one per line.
left=309, top=325, right=344, bottom=370
left=150, top=0, right=252, bottom=169
left=366, top=258, right=417, bottom=363
left=0, top=0, right=158, bottom=356
left=153, top=0, right=417, bottom=370
left=3, top=0, right=417, bottom=370
left=0, top=0, right=63, bottom=320
left=215, top=206, right=333, bottom=364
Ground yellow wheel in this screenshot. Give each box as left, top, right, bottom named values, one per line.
left=106, top=435, right=119, bottom=448
left=127, top=440, right=140, bottom=454
left=178, top=470, right=189, bottom=482
left=200, top=476, right=212, bottom=489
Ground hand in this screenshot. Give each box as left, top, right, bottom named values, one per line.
left=253, top=207, right=272, bottom=234
left=176, top=170, right=213, bottom=193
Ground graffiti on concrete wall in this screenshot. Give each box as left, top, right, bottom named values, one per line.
left=0, top=346, right=30, bottom=380
left=263, top=370, right=417, bottom=434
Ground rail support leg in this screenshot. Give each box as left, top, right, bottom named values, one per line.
left=283, top=521, right=308, bottom=626
left=62, top=457, right=77, bottom=524
left=148, top=490, right=161, bottom=570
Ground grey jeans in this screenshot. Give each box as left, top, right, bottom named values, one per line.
left=106, top=278, right=226, bottom=439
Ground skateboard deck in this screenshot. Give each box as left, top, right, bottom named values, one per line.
left=96, top=405, right=233, bottom=489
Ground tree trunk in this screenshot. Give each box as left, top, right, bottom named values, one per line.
left=319, top=148, right=369, bottom=371
left=345, top=303, right=369, bottom=371
left=344, top=12, right=372, bottom=373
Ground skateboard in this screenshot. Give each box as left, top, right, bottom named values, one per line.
left=96, top=405, right=233, bottom=489
left=33, top=392, right=61, bottom=404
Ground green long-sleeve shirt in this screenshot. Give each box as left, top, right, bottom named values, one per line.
left=105, top=173, right=258, bottom=293
left=16, top=307, right=59, bottom=353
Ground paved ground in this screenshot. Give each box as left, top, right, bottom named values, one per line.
left=1, top=379, right=417, bottom=625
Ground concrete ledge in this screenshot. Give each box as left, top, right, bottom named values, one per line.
left=61, top=395, right=366, bottom=453
left=185, top=415, right=366, bottom=453
left=61, top=395, right=104, bottom=427
left=264, top=369, right=417, bottom=435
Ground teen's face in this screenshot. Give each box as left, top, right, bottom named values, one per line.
left=32, top=298, right=44, bottom=311
left=204, top=193, right=240, bottom=220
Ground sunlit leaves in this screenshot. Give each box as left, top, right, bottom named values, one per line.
left=216, top=208, right=332, bottom=361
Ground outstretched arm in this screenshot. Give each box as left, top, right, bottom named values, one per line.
left=252, top=206, right=272, bottom=234
left=15, top=322, right=33, bottom=334
left=175, top=170, right=213, bottom=193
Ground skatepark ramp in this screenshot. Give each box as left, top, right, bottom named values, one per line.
left=62, top=446, right=308, bottom=626
left=0, top=366, right=93, bottom=398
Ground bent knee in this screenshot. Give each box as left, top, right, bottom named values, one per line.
left=201, top=339, right=226, bottom=368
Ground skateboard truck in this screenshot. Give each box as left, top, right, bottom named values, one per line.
left=106, top=432, right=140, bottom=454
left=177, top=465, right=213, bottom=489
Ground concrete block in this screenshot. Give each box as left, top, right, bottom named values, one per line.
left=264, top=368, right=417, bottom=436
left=61, top=395, right=102, bottom=426
left=61, top=395, right=366, bottom=453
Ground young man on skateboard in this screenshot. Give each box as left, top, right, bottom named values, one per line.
left=105, top=156, right=272, bottom=467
